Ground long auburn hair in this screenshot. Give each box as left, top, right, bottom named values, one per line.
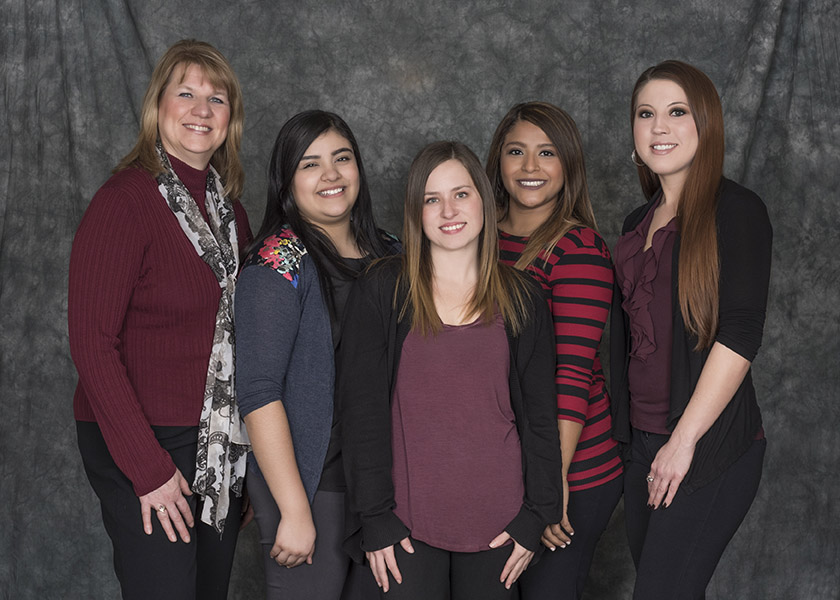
left=399, top=141, right=530, bottom=336
left=114, top=39, right=245, bottom=200
left=248, top=110, right=394, bottom=314
left=486, top=101, right=598, bottom=270
left=631, top=60, right=725, bottom=350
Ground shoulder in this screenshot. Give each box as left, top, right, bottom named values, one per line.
left=621, top=200, right=653, bottom=233
left=716, top=178, right=770, bottom=223
left=243, top=228, right=309, bottom=288
left=554, top=226, right=611, bottom=257
left=377, top=229, right=403, bottom=255
left=359, top=255, right=402, bottom=288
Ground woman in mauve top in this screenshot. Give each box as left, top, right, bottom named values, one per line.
left=611, top=60, right=772, bottom=599
left=486, top=102, right=623, bottom=600
left=338, top=141, right=562, bottom=600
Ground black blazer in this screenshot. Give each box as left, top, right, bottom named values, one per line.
left=337, top=256, right=562, bottom=560
left=610, top=178, right=773, bottom=493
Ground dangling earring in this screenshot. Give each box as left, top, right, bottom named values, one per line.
left=631, top=149, right=645, bottom=167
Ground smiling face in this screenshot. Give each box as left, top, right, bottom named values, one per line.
left=421, top=159, right=485, bottom=255
left=291, top=129, right=360, bottom=229
left=633, top=78, right=699, bottom=189
left=500, top=120, right=564, bottom=217
left=157, top=63, right=230, bottom=170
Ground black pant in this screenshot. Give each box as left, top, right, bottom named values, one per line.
left=518, top=473, right=623, bottom=600
left=380, top=538, right=515, bottom=600
left=248, top=471, right=379, bottom=600
left=77, top=421, right=242, bottom=600
left=624, top=428, right=765, bottom=600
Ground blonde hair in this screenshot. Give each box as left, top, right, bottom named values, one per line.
left=114, top=39, right=245, bottom=199
left=399, top=141, right=530, bottom=336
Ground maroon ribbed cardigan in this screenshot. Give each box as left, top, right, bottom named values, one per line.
left=69, top=156, right=251, bottom=496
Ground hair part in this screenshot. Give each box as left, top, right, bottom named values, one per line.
left=400, top=140, right=530, bottom=336
left=114, top=39, right=245, bottom=199
left=247, top=110, right=394, bottom=315
left=486, top=101, right=598, bottom=270
left=631, top=60, right=725, bottom=349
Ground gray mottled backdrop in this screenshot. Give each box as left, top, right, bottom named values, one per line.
left=1, top=0, right=838, bottom=598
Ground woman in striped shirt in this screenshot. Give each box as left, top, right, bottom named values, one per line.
left=486, top=102, right=623, bottom=600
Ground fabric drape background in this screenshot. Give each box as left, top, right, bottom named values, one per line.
left=1, top=1, right=837, bottom=598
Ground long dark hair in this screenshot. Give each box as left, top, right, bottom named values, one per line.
left=486, top=101, right=598, bottom=270
left=248, top=110, right=393, bottom=312
left=631, top=60, right=724, bottom=350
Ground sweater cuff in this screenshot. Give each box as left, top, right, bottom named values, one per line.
left=504, top=506, right=546, bottom=552
left=129, top=451, right=178, bottom=497
left=360, top=510, right=411, bottom=552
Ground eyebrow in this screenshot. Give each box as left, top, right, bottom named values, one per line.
left=424, top=184, right=472, bottom=196
left=636, top=101, right=688, bottom=109
left=503, top=140, right=556, bottom=148
left=300, top=147, right=353, bottom=161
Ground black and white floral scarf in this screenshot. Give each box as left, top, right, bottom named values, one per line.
left=155, top=142, right=249, bottom=533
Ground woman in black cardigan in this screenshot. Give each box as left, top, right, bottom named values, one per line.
left=611, top=60, right=772, bottom=599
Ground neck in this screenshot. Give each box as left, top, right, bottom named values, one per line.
left=430, top=246, right=479, bottom=288
left=498, top=202, right=552, bottom=237
left=320, top=220, right=362, bottom=259
left=658, top=172, right=687, bottom=210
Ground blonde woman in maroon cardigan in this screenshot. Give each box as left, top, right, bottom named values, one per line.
left=69, top=40, right=251, bottom=600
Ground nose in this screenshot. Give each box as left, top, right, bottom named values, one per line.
left=192, top=98, right=213, bottom=118
left=321, top=162, right=340, bottom=182
left=523, top=151, right=539, bottom=173
left=440, top=197, right=457, bottom=218
left=651, top=114, right=669, bottom=134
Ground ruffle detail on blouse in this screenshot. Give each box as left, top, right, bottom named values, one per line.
left=614, top=214, right=676, bottom=363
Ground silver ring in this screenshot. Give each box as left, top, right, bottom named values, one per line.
left=158, top=505, right=167, bottom=513
left=646, top=475, right=655, bottom=483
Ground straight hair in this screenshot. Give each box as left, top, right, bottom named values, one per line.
left=399, top=141, right=530, bottom=336
left=486, top=101, right=598, bottom=270
left=631, top=60, right=724, bottom=350
left=115, top=39, right=245, bottom=200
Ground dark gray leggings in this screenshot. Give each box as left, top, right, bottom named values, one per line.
left=624, top=429, right=766, bottom=600
left=248, top=473, right=379, bottom=600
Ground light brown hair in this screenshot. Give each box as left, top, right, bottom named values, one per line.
left=486, top=101, right=598, bottom=270
left=114, top=39, right=245, bottom=199
left=400, top=141, right=530, bottom=336
left=631, top=60, right=724, bottom=349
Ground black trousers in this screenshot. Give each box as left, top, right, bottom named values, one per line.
left=380, top=538, right=515, bottom=600
left=77, top=421, right=243, bottom=600
left=624, top=428, right=765, bottom=600
left=248, top=471, right=379, bottom=600
left=518, top=473, right=623, bottom=600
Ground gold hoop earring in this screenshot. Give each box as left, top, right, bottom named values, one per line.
left=631, top=149, right=645, bottom=167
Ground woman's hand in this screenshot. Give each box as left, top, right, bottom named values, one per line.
left=490, top=531, right=534, bottom=589
left=138, top=469, right=194, bottom=543
left=366, top=537, right=414, bottom=592
left=647, top=435, right=696, bottom=508
left=541, top=474, right=575, bottom=550
left=270, top=511, right=316, bottom=568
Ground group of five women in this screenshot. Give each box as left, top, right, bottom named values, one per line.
left=69, top=39, right=772, bottom=600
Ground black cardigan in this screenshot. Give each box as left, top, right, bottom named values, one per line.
left=337, top=257, right=562, bottom=561
left=610, top=178, right=773, bottom=493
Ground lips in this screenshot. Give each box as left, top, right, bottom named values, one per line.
left=517, top=179, right=547, bottom=188
left=184, top=124, right=211, bottom=133
left=318, top=187, right=345, bottom=197
left=651, top=143, right=677, bottom=152
left=440, top=222, right=466, bottom=233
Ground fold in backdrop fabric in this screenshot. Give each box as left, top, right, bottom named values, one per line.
left=1, top=1, right=838, bottom=598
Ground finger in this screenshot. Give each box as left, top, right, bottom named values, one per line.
left=384, top=550, right=403, bottom=586
left=541, top=535, right=555, bottom=551
left=174, top=495, right=195, bottom=529
left=663, top=478, right=681, bottom=508
left=166, top=505, right=191, bottom=543
left=489, top=531, right=510, bottom=548
left=551, top=523, right=572, bottom=546
left=499, top=551, right=518, bottom=583
left=155, top=509, right=178, bottom=543
left=505, top=554, right=531, bottom=588
left=178, top=472, right=193, bottom=496
left=141, top=504, right=153, bottom=535
left=368, top=553, right=387, bottom=591
left=399, top=537, right=415, bottom=554
left=560, top=516, right=575, bottom=536
left=376, top=556, right=391, bottom=593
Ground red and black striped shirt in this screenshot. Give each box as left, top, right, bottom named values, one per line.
left=499, top=226, right=622, bottom=491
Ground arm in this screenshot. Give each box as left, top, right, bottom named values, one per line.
left=648, top=187, right=773, bottom=507
left=542, top=230, right=613, bottom=548
left=336, top=264, right=412, bottom=589
left=69, top=183, right=192, bottom=541
left=234, top=265, right=320, bottom=567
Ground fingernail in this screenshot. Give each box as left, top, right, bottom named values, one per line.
left=549, top=546, right=556, bottom=552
